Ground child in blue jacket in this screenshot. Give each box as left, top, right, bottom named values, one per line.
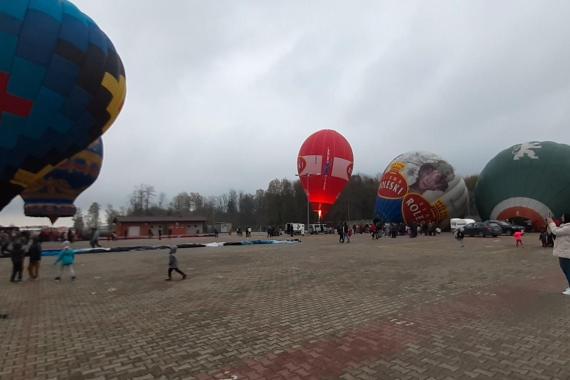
left=54, top=241, right=76, bottom=281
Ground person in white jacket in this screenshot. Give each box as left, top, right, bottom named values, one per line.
left=546, top=216, right=570, bottom=295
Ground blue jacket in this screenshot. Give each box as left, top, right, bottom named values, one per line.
left=55, top=248, right=75, bottom=266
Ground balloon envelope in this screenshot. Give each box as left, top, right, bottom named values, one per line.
left=297, top=129, right=354, bottom=219
left=21, top=138, right=103, bottom=224
left=0, top=0, right=126, bottom=210
left=375, top=151, right=468, bottom=226
left=475, top=141, right=570, bottom=230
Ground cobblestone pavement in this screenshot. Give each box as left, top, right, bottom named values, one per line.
left=1, top=233, right=569, bottom=379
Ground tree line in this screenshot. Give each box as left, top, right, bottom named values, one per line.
left=73, top=173, right=480, bottom=233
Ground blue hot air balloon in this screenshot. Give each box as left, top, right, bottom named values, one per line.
left=0, top=0, right=126, bottom=210
left=20, top=138, right=103, bottom=224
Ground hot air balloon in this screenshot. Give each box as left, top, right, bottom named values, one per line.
left=0, top=0, right=126, bottom=210
left=475, top=141, right=570, bottom=231
left=297, top=129, right=354, bottom=219
left=20, top=138, right=103, bottom=224
left=375, top=151, right=468, bottom=226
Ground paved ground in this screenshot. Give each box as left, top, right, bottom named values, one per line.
left=1, top=233, right=569, bottom=380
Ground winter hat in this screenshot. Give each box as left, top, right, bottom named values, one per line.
left=63, top=240, right=71, bottom=248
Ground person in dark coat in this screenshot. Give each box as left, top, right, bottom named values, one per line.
left=390, top=223, right=398, bottom=238
left=10, top=240, right=25, bottom=282
left=454, top=228, right=465, bottom=248
left=343, top=223, right=351, bottom=243
left=27, top=236, right=42, bottom=279
left=338, top=224, right=344, bottom=243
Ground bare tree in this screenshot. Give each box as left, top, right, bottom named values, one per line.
left=128, top=184, right=157, bottom=215
left=105, top=204, right=121, bottom=229
left=87, top=202, right=101, bottom=229
left=73, top=208, right=85, bottom=237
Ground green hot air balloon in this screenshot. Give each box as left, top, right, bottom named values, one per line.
left=475, top=141, right=570, bottom=231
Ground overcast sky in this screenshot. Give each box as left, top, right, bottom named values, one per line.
left=2, top=0, right=570, bottom=226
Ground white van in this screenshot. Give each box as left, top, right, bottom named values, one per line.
left=450, top=218, right=476, bottom=231
left=285, top=223, right=305, bottom=236
left=308, top=223, right=328, bottom=234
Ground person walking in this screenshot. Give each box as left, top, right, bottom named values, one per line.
left=27, top=236, right=42, bottom=279
left=337, top=224, right=344, bottom=243
left=9, top=240, right=25, bottom=282
left=370, top=223, right=377, bottom=239
left=513, top=230, right=524, bottom=247
left=343, top=222, right=350, bottom=243
left=165, top=246, right=186, bottom=281
left=454, top=228, right=465, bottom=248
left=539, top=230, right=548, bottom=248
left=54, top=241, right=76, bottom=281
left=546, top=216, right=570, bottom=295
left=90, top=228, right=102, bottom=248
left=0, top=230, right=9, bottom=257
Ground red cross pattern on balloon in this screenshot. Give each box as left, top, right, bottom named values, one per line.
left=0, top=73, right=33, bottom=121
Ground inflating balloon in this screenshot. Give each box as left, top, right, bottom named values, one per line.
left=475, top=141, right=570, bottom=231
left=375, top=151, right=468, bottom=226
left=297, top=129, right=354, bottom=219
left=0, top=0, right=126, bottom=210
left=20, top=138, right=103, bottom=224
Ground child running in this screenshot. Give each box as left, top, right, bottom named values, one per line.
left=514, top=230, right=524, bottom=247
left=54, top=241, right=76, bottom=281
left=165, top=246, right=186, bottom=281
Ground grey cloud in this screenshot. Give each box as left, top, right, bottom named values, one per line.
left=1, top=0, right=569, bottom=226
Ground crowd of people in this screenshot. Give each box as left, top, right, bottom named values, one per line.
left=334, top=220, right=443, bottom=242
left=0, top=230, right=43, bottom=283
left=0, top=229, right=81, bottom=283
left=539, top=229, right=556, bottom=248
left=2, top=214, right=570, bottom=322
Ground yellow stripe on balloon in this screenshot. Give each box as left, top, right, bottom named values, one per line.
left=101, top=73, right=127, bottom=133
left=11, top=165, right=56, bottom=188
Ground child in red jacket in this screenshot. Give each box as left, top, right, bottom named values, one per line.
left=514, top=230, right=524, bottom=247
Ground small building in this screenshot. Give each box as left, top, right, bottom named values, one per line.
left=114, top=216, right=208, bottom=238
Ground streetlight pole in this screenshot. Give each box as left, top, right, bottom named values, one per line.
left=296, top=172, right=320, bottom=234
left=306, top=173, right=310, bottom=232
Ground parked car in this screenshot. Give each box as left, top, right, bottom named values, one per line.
left=462, top=222, right=502, bottom=237
left=486, top=220, right=526, bottom=235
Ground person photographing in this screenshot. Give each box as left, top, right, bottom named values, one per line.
left=546, top=215, right=570, bottom=295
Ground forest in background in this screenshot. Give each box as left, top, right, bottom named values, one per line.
left=74, top=174, right=480, bottom=232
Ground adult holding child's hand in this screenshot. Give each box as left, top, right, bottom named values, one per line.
left=546, top=215, right=570, bottom=295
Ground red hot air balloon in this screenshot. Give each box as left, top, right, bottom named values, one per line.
left=297, top=130, right=354, bottom=219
